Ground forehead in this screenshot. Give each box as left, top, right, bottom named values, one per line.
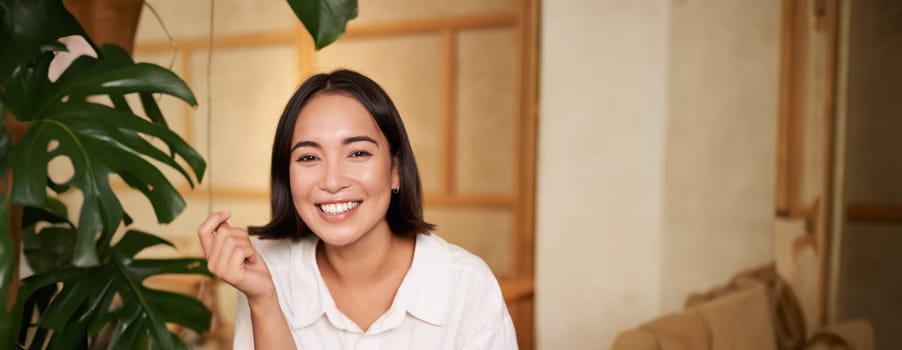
left=292, top=93, right=384, bottom=141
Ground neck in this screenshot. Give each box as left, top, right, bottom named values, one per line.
left=317, top=225, right=414, bottom=286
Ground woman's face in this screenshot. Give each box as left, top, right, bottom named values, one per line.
left=289, top=93, right=398, bottom=246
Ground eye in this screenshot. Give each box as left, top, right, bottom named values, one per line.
left=349, top=150, right=372, bottom=158
left=296, top=154, right=319, bottom=162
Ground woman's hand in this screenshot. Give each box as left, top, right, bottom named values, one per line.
left=197, top=211, right=276, bottom=303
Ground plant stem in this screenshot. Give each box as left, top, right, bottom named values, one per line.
left=1, top=109, right=28, bottom=347
left=0, top=175, right=19, bottom=347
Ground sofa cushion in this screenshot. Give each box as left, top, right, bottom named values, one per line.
left=804, top=319, right=875, bottom=350
left=610, top=312, right=709, bottom=350
left=688, top=283, right=777, bottom=350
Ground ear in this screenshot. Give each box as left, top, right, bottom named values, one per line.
left=391, top=155, right=400, bottom=190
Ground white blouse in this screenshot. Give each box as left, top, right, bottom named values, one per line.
left=233, top=233, right=518, bottom=350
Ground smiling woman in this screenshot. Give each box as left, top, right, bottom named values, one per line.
left=196, top=69, right=518, bottom=349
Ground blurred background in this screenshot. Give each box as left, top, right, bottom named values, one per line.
left=59, top=0, right=901, bottom=348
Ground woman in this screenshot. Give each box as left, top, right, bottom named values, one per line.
left=197, top=70, right=518, bottom=349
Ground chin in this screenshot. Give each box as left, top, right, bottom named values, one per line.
left=315, top=230, right=362, bottom=247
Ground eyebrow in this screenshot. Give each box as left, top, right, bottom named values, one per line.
left=291, top=135, right=380, bottom=152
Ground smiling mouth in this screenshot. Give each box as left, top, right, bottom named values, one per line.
left=318, top=201, right=361, bottom=215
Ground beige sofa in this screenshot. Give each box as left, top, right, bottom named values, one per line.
left=609, top=265, right=873, bottom=350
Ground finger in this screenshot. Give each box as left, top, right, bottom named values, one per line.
left=225, top=245, right=256, bottom=282
left=197, top=210, right=232, bottom=256
left=216, top=224, right=249, bottom=241
left=209, top=225, right=253, bottom=278
left=208, top=223, right=233, bottom=272
left=213, top=238, right=238, bottom=281
left=230, top=238, right=257, bottom=265
left=219, top=219, right=232, bottom=231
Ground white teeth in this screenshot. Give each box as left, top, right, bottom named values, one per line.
left=319, top=201, right=359, bottom=215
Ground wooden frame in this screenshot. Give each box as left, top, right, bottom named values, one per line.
left=775, top=0, right=840, bottom=328
left=819, top=2, right=839, bottom=327
left=776, top=0, right=801, bottom=217
left=846, top=204, right=902, bottom=223
left=441, top=28, right=458, bottom=194
left=134, top=13, right=522, bottom=205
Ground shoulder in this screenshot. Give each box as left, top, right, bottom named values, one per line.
left=440, top=237, right=498, bottom=285
left=418, top=234, right=516, bottom=346
left=252, top=236, right=315, bottom=260
left=420, top=234, right=503, bottom=301
left=249, top=236, right=321, bottom=325
left=252, top=237, right=291, bottom=267
left=252, top=236, right=318, bottom=282
left=252, top=237, right=291, bottom=256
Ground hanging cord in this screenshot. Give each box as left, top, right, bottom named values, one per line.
left=143, top=1, right=214, bottom=213
left=142, top=1, right=178, bottom=72
left=205, top=0, right=215, bottom=214
left=143, top=0, right=216, bottom=343
left=199, top=0, right=217, bottom=345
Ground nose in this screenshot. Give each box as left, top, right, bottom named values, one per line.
left=319, top=158, right=350, bottom=193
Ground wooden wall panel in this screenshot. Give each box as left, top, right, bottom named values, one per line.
left=426, top=207, right=514, bottom=275
left=456, top=28, right=518, bottom=195
left=137, top=0, right=298, bottom=41
left=188, top=46, right=298, bottom=189
left=355, top=0, right=517, bottom=25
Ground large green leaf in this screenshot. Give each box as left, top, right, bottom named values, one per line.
left=0, top=0, right=88, bottom=84
left=18, top=230, right=212, bottom=349
left=12, top=99, right=204, bottom=265
left=23, top=227, right=75, bottom=274
left=5, top=43, right=197, bottom=122
left=21, top=199, right=74, bottom=274
left=4, top=43, right=204, bottom=266
left=17, top=284, right=57, bottom=349
left=287, top=0, right=358, bottom=50
left=1, top=51, right=54, bottom=123
left=21, top=197, right=70, bottom=228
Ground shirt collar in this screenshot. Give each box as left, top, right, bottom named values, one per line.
left=288, top=236, right=330, bottom=329
left=394, top=233, right=450, bottom=326
left=288, top=233, right=452, bottom=330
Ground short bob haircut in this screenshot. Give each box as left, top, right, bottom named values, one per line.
left=249, top=69, right=435, bottom=240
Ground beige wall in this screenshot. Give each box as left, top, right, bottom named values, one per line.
left=536, top=1, right=668, bottom=348
left=660, top=0, right=779, bottom=310
left=537, top=0, right=780, bottom=348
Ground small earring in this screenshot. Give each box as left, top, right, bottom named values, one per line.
left=392, top=187, right=399, bottom=194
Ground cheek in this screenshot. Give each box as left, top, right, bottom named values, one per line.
left=288, top=166, right=316, bottom=197
left=353, top=162, right=393, bottom=189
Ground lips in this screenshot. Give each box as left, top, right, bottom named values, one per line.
left=318, top=201, right=361, bottom=215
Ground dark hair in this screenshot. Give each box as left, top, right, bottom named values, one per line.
left=249, top=69, right=434, bottom=240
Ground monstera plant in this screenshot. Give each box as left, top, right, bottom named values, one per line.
left=0, top=0, right=356, bottom=348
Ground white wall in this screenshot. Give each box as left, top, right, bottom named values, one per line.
left=536, top=1, right=780, bottom=348
left=536, top=1, right=669, bottom=348
left=660, top=0, right=779, bottom=311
